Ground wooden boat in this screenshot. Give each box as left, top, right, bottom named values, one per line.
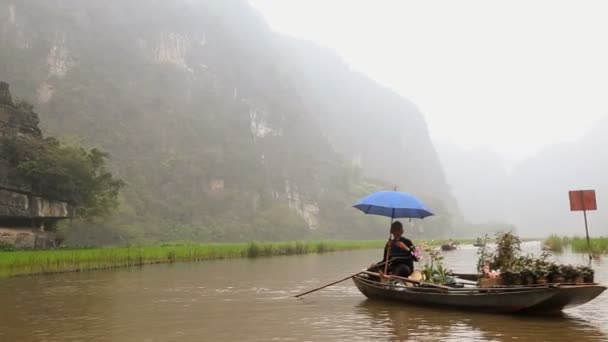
left=352, top=274, right=606, bottom=314
left=473, top=238, right=485, bottom=247
left=441, top=244, right=457, bottom=251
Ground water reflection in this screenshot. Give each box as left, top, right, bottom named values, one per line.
left=355, top=299, right=607, bottom=341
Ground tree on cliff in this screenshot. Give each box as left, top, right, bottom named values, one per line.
left=0, top=98, right=124, bottom=219
left=4, top=137, right=124, bottom=218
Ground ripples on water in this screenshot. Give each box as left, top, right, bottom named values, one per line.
left=0, top=241, right=606, bottom=341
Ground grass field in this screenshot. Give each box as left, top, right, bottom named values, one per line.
left=0, top=238, right=489, bottom=278
left=0, top=240, right=386, bottom=278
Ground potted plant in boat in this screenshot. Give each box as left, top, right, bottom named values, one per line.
left=535, top=266, right=549, bottom=284
left=573, top=268, right=585, bottom=284
left=530, top=251, right=551, bottom=284
left=560, top=264, right=578, bottom=283
left=520, top=269, right=535, bottom=285
left=548, top=263, right=565, bottom=283
left=515, top=255, right=535, bottom=285
left=421, top=246, right=449, bottom=284
left=578, top=266, right=595, bottom=283
left=486, top=232, right=521, bottom=286
left=492, top=232, right=521, bottom=270
left=500, top=271, right=517, bottom=285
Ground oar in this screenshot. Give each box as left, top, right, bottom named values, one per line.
left=294, top=272, right=364, bottom=298
left=293, top=259, right=397, bottom=298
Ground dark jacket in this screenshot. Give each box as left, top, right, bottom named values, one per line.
left=382, top=237, right=417, bottom=270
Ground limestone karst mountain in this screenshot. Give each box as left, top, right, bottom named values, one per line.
left=0, top=0, right=458, bottom=243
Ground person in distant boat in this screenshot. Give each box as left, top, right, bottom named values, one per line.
left=369, top=221, right=418, bottom=278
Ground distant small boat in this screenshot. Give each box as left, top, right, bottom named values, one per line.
left=441, top=243, right=457, bottom=251
left=473, top=242, right=486, bottom=247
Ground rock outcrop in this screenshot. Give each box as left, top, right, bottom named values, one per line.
left=0, top=82, right=42, bottom=138
left=0, top=81, right=13, bottom=106
left=0, top=82, right=73, bottom=249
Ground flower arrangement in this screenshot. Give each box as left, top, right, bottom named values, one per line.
left=482, top=262, right=501, bottom=279
left=412, top=245, right=423, bottom=261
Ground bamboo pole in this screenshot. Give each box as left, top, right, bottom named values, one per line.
left=384, top=209, right=396, bottom=276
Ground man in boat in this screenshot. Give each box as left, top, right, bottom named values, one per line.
left=369, top=221, right=418, bottom=278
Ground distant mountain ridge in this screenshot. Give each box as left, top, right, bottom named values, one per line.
left=0, top=0, right=458, bottom=243
left=437, top=118, right=608, bottom=236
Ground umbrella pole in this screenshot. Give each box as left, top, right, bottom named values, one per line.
left=383, top=217, right=394, bottom=276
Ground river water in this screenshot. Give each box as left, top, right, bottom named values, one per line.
left=0, top=241, right=607, bottom=341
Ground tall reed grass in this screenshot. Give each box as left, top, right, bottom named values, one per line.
left=0, top=240, right=384, bottom=278
left=0, top=238, right=491, bottom=278
left=543, top=235, right=608, bottom=256
left=571, top=237, right=608, bottom=255
left=544, top=234, right=567, bottom=253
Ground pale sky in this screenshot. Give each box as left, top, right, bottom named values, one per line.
left=250, top=0, right=608, bottom=166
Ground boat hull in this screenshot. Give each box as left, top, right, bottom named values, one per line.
left=520, top=284, right=606, bottom=314
left=353, top=276, right=558, bottom=313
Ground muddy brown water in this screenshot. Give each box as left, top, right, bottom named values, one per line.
left=0, top=241, right=607, bottom=341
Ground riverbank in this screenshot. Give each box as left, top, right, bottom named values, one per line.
left=0, top=238, right=494, bottom=278
left=0, top=240, right=385, bottom=278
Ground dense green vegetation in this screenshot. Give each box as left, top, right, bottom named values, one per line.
left=0, top=135, right=124, bottom=218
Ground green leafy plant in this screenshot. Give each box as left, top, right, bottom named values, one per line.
left=491, top=232, right=521, bottom=273
left=0, top=136, right=124, bottom=218
left=421, top=246, right=449, bottom=284
left=476, top=234, right=491, bottom=275
left=547, top=263, right=563, bottom=283
left=560, top=264, right=578, bottom=282
left=578, top=265, right=595, bottom=283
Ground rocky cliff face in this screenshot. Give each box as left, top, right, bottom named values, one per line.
left=0, top=0, right=458, bottom=242
left=283, top=40, right=460, bottom=228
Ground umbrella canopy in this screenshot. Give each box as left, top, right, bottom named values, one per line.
left=353, top=190, right=434, bottom=219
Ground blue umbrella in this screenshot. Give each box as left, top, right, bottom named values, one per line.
left=353, top=190, right=433, bottom=275
left=353, top=190, right=434, bottom=219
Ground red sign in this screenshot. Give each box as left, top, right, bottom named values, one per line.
left=569, top=190, right=597, bottom=211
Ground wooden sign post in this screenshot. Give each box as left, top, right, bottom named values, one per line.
left=568, top=190, right=597, bottom=264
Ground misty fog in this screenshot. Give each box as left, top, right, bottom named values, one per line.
left=253, top=0, right=608, bottom=238
left=1, top=0, right=606, bottom=243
